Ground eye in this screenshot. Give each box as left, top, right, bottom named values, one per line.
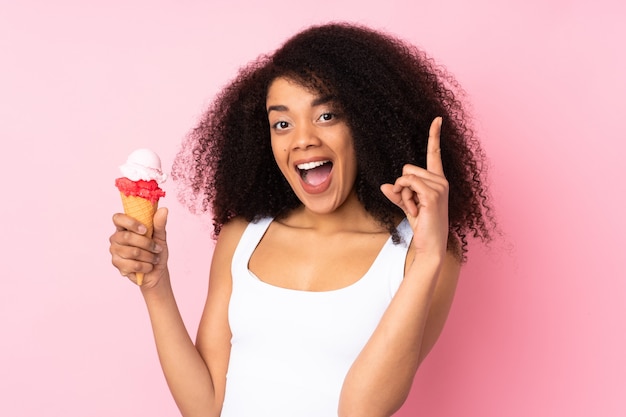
left=318, top=112, right=335, bottom=122
left=272, top=120, right=290, bottom=131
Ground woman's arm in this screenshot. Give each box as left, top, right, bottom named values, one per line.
left=195, top=217, right=249, bottom=412
left=338, top=250, right=460, bottom=417
left=339, top=117, right=459, bottom=417
left=110, top=208, right=236, bottom=417
left=141, top=270, right=219, bottom=417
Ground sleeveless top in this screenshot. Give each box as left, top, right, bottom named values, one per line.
left=220, top=217, right=413, bottom=417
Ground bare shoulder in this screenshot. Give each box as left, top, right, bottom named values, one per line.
left=198, top=215, right=250, bottom=336
left=200, top=216, right=250, bottom=316
left=196, top=217, right=250, bottom=406
left=215, top=217, right=249, bottom=250
left=208, top=217, right=249, bottom=274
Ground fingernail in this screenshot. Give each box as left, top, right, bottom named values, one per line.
left=138, top=225, right=147, bottom=234
left=154, top=244, right=163, bottom=253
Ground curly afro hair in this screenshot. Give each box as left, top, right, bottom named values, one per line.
left=172, top=22, right=495, bottom=259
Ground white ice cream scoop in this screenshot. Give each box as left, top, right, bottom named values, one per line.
left=120, top=148, right=167, bottom=183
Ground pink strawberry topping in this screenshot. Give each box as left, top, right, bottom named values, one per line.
left=115, top=177, right=165, bottom=204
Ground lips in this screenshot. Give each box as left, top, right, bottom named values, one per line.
left=294, top=159, right=333, bottom=193
left=297, top=160, right=333, bottom=185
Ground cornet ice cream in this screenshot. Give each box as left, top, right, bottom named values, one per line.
left=115, top=148, right=166, bottom=285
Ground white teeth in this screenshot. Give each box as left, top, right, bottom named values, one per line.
left=297, top=160, right=329, bottom=170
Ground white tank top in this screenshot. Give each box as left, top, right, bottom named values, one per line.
left=220, top=217, right=412, bottom=417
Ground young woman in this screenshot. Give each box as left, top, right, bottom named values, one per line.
left=110, top=23, right=494, bottom=417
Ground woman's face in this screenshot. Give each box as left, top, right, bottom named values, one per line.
left=266, top=77, right=358, bottom=214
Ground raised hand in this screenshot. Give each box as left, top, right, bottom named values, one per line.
left=109, top=207, right=169, bottom=287
left=380, top=117, right=449, bottom=258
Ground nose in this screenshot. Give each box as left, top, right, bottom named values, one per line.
left=292, top=122, right=321, bottom=151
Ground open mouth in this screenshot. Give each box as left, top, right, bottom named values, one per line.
left=297, top=160, right=333, bottom=186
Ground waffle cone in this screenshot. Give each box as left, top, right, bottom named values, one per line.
left=119, top=193, right=158, bottom=285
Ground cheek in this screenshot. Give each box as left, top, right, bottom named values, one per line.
left=346, top=145, right=359, bottom=180
left=270, top=133, right=288, bottom=153
left=270, top=137, right=282, bottom=157
left=341, top=137, right=357, bottom=168
left=270, top=139, right=290, bottom=175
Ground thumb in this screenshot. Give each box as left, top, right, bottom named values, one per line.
left=153, top=207, right=168, bottom=241
left=380, top=184, right=402, bottom=208
left=380, top=183, right=417, bottom=217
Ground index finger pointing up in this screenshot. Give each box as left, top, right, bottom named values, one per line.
left=427, top=117, right=444, bottom=176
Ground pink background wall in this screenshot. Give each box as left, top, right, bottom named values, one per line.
left=1, top=0, right=624, bottom=415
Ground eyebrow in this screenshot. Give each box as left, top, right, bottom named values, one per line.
left=267, top=95, right=336, bottom=114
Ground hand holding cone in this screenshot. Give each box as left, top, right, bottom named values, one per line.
left=119, top=194, right=159, bottom=285
left=115, top=149, right=166, bottom=285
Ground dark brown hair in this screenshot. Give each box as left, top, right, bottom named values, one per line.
left=173, top=23, right=495, bottom=258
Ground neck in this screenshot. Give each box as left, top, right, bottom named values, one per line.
left=283, top=191, right=387, bottom=235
